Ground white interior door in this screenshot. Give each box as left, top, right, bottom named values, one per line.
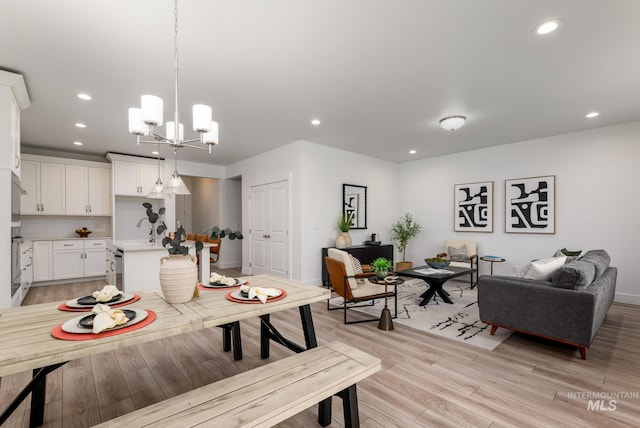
left=250, top=180, right=289, bottom=277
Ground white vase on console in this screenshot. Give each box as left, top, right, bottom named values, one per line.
left=336, top=232, right=351, bottom=249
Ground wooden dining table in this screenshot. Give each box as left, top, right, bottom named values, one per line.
left=0, top=274, right=330, bottom=428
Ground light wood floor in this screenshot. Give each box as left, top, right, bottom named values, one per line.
left=2, top=271, right=639, bottom=427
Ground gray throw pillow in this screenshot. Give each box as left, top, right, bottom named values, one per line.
left=553, top=248, right=582, bottom=263
left=579, top=249, right=610, bottom=279
left=448, top=245, right=469, bottom=262
left=551, top=260, right=596, bottom=290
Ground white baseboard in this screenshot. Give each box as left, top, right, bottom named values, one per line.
left=614, top=292, right=640, bottom=305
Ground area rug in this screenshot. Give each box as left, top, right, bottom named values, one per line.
left=329, top=278, right=512, bottom=351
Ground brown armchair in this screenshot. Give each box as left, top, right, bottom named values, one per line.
left=325, top=248, right=397, bottom=324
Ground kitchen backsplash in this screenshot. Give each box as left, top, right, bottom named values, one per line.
left=21, top=216, right=111, bottom=239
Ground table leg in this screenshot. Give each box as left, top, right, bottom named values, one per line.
left=378, top=285, right=394, bottom=330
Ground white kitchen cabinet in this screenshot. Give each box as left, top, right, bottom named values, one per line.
left=52, top=239, right=108, bottom=280
left=20, top=160, right=66, bottom=215
left=83, top=239, right=108, bottom=276
left=113, top=160, right=162, bottom=197
left=32, top=241, right=53, bottom=282
left=18, top=240, right=33, bottom=304
left=65, top=165, right=111, bottom=215
left=0, top=71, right=29, bottom=178
left=53, top=240, right=84, bottom=280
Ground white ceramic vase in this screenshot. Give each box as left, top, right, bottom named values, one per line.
left=336, top=232, right=352, bottom=249
left=159, top=254, right=197, bottom=303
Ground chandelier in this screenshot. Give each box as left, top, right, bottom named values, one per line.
left=127, top=0, right=218, bottom=195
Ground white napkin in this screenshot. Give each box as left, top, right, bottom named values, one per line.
left=240, top=285, right=280, bottom=303
left=91, top=303, right=129, bottom=334
left=210, top=272, right=236, bottom=286
left=91, top=285, right=123, bottom=302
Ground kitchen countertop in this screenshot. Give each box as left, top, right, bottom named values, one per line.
left=113, top=240, right=216, bottom=252
left=24, top=236, right=112, bottom=241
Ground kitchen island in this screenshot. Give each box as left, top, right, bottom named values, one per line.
left=113, top=240, right=216, bottom=292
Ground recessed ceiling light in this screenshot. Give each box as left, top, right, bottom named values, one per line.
left=152, top=151, right=160, bottom=155
left=311, top=119, right=321, bottom=126
left=409, top=150, right=416, bottom=154
left=73, top=141, right=83, bottom=146
left=535, top=20, right=560, bottom=35
left=77, top=93, right=92, bottom=100
left=586, top=112, right=599, bottom=118
left=75, top=123, right=86, bottom=128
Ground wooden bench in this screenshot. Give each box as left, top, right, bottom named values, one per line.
left=92, top=341, right=380, bottom=427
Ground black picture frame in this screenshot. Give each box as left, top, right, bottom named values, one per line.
left=343, top=184, right=367, bottom=229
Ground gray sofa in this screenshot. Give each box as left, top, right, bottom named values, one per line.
left=478, top=250, right=617, bottom=359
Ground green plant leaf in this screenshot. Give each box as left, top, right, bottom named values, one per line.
left=148, top=213, right=159, bottom=223
left=158, top=207, right=166, bottom=215
left=142, top=202, right=152, bottom=209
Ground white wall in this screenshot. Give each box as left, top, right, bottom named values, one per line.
left=400, top=121, right=640, bottom=304
left=218, top=178, right=242, bottom=268
left=227, top=140, right=401, bottom=284
left=299, top=142, right=400, bottom=283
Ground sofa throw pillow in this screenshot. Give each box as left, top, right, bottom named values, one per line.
left=553, top=248, right=582, bottom=263
left=579, top=249, right=611, bottom=279
left=550, top=260, right=596, bottom=290
left=448, top=245, right=469, bottom=262
left=519, top=255, right=567, bottom=281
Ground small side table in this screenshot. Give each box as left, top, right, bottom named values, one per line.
left=368, top=276, right=403, bottom=331
left=480, top=256, right=505, bottom=275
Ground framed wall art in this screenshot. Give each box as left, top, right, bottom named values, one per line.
left=343, top=183, right=367, bottom=229
left=454, top=181, right=493, bottom=232
left=505, top=175, right=555, bottom=234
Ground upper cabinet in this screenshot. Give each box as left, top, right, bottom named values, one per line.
left=65, top=165, right=111, bottom=216
left=0, top=71, right=30, bottom=178
left=108, top=153, right=164, bottom=197
left=21, top=154, right=111, bottom=216
left=20, top=160, right=66, bottom=215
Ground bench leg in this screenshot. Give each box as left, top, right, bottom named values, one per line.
left=260, top=314, right=270, bottom=359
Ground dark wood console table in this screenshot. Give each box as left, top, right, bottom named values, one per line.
left=321, top=244, right=393, bottom=285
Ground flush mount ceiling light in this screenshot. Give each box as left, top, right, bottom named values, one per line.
left=128, top=0, right=220, bottom=196
left=439, top=116, right=467, bottom=131
left=535, top=19, right=561, bottom=35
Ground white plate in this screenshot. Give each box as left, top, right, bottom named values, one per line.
left=65, top=292, right=136, bottom=309
left=203, top=278, right=247, bottom=288
left=229, top=288, right=282, bottom=301
left=61, top=309, right=148, bottom=334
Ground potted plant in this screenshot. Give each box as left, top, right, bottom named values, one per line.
left=370, top=257, right=393, bottom=280
left=391, top=213, right=422, bottom=270
left=158, top=222, right=203, bottom=304
left=336, top=212, right=354, bottom=248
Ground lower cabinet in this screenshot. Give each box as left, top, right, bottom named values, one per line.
left=33, top=241, right=53, bottom=282
left=34, top=239, right=108, bottom=282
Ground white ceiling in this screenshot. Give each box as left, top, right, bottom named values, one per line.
left=2, top=0, right=640, bottom=166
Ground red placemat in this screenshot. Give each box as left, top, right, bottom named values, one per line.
left=51, top=310, right=156, bottom=341
left=57, top=294, right=141, bottom=312
left=225, top=288, right=286, bottom=304
left=198, top=281, right=249, bottom=291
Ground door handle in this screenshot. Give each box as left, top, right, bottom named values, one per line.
left=263, top=234, right=271, bottom=239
